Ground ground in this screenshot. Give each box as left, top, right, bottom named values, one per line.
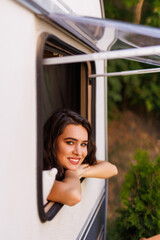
left=107, top=110, right=160, bottom=222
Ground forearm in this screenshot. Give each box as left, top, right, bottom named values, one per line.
left=64, top=170, right=81, bottom=192
left=82, top=160, right=118, bottom=179
left=47, top=170, right=81, bottom=206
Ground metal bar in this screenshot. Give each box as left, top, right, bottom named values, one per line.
left=43, top=45, right=160, bottom=65
left=89, top=67, right=160, bottom=78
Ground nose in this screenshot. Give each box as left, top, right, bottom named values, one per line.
left=73, top=144, right=81, bottom=155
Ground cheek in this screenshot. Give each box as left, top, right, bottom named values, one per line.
left=83, top=148, right=88, bottom=158
left=57, top=142, right=68, bottom=154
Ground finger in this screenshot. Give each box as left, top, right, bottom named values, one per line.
left=82, top=166, right=90, bottom=172
left=81, top=164, right=89, bottom=168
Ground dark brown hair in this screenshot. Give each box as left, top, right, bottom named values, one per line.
left=43, top=109, right=97, bottom=180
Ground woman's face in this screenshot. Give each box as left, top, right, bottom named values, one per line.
left=56, top=124, right=88, bottom=171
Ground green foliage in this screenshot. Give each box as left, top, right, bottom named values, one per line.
left=105, top=1, right=160, bottom=120
left=121, top=0, right=139, bottom=9
left=107, top=59, right=160, bottom=120
left=104, top=0, right=135, bottom=22
left=104, top=0, right=160, bottom=27
left=111, top=150, right=160, bottom=240
left=107, top=77, right=122, bottom=120
left=141, top=0, right=160, bottom=27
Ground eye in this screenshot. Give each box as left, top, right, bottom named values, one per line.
left=81, top=143, right=88, bottom=147
left=66, top=141, right=74, bottom=145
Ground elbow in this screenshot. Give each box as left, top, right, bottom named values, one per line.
left=113, top=165, right=118, bottom=176
left=67, top=189, right=81, bottom=206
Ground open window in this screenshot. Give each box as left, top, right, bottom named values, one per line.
left=37, top=34, right=96, bottom=222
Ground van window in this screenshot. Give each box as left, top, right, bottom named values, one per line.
left=37, top=34, right=96, bottom=222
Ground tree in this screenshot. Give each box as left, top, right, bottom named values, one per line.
left=104, top=0, right=160, bottom=119
left=108, top=60, right=160, bottom=119
left=104, top=0, right=160, bottom=27
left=134, top=0, right=145, bottom=24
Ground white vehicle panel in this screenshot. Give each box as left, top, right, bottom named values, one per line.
left=0, top=0, right=106, bottom=239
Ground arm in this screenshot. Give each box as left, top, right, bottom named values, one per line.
left=80, top=160, right=118, bottom=179
left=47, top=170, right=81, bottom=206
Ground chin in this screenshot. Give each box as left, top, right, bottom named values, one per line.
left=67, top=165, right=79, bottom=171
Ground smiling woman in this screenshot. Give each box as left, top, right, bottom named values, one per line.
left=43, top=109, right=118, bottom=206
left=56, top=124, right=88, bottom=171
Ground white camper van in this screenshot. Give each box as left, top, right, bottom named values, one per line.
left=1, top=0, right=160, bottom=240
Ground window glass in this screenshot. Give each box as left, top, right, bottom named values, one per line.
left=18, top=0, right=160, bottom=65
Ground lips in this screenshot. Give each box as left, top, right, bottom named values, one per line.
left=68, top=157, right=81, bottom=165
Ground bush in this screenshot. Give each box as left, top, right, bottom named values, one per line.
left=112, top=149, right=160, bottom=240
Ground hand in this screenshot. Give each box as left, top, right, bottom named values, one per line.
left=75, top=164, right=90, bottom=179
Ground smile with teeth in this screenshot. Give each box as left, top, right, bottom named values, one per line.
left=68, top=157, right=81, bottom=165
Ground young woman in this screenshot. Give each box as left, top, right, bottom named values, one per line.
left=43, top=109, right=118, bottom=206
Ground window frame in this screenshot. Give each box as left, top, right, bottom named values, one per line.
left=37, top=33, right=96, bottom=222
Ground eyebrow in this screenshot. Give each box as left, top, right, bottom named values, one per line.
left=64, top=137, right=88, bottom=142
